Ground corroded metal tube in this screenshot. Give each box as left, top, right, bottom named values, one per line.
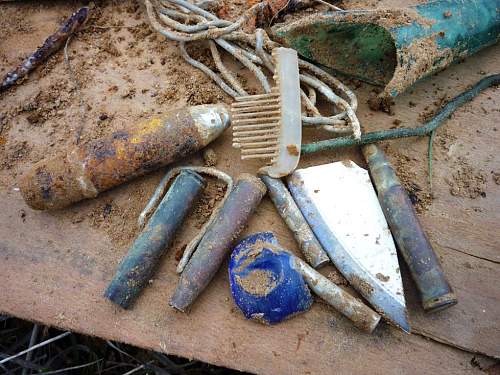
left=1, top=7, right=90, bottom=92
left=19, top=104, right=230, bottom=210
left=104, top=170, right=205, bottom=309
left=170, top=174, right=266, bottom=312
left=260, top=175, right=329, bottom=268
left=291, top=256, right=381, bottom=333
left=363, top=144, right=457, bottom=312
left=274, top=0, right=500, bottom=99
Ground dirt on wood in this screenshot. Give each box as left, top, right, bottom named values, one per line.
left=0, top=0, right=231, bottom=240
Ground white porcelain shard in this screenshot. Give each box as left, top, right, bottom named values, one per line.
left=287, top=161, right=409, bottom=332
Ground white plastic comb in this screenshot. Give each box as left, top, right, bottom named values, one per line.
left=231, top=47, right=302, bottom=178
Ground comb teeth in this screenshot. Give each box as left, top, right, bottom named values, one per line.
left=231, top=47, right=301, bottom=177
left=231, top=88, right=281, bottom=160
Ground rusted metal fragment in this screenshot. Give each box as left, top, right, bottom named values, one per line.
left=363, top=144, right=457, bottom=313
left=259, top=175, right=329, bottom=268
left=244, top=0, right=302, bottom=31
left=170, top=174, right=266, bottom=312
left=273, top=0, right=500, bottom=98
left=19, top=104, right=230, bottom=210
left=291, top=255, right=381, bottom=333
left=104, top=170, right=205, bottom=309
left=0, top=7, right=90, bottom=93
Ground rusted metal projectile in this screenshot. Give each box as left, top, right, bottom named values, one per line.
left=363, top=144, right=457, bottom=312
left=260, top=175, right=329, bottom=268
left=104, top=170, right=205, bottom=308
left=170, top=174, right=266, bottom=312
left=19, top=104, right=230, bottom=210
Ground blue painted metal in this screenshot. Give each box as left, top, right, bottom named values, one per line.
left=104, top=170, right=205, bottom=309
left=229, top=232, right=313, bottom=325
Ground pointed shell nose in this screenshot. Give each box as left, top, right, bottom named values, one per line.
left=189, top=104, right=231, bottom=145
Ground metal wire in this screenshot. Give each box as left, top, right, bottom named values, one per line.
left=145, top=0, right=362, bottom=138
left=301, top=74, right=500, bottom=153
left=138, top=166, right=234, bottom=274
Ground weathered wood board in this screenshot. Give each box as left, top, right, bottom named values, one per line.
left=0, top=1, right=499, bottom=374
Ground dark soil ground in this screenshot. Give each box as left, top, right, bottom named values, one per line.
left=0, top=316, right=248, bottom=374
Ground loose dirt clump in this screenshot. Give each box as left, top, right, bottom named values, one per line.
left=394, top=153, right=432, bottom=212
left=350, top=275, right=374, bottom=296
left=368, top=91, right=395, bottom=115
left=447, top=158, right=486, bottom=199
left=21, top=82, right=72, bottom=125
left=185, top=76, right=227, bottom=105
left=203, top=148, right=218, bottom=167
left=88, top=200, right=140, bottom=246
left=492, top=172, right=500, bottom=185
left=192, top=179, right=227, bottom=229
left=87, top=181, right=150, bottom=247
left=327, top=269, right=348, bottom=286
left=235, top=269, right=277, bottom=297
left=0, top=140, right=32, bottom=170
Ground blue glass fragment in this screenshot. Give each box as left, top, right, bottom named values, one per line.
left=229, top=232, right=313, bottom=324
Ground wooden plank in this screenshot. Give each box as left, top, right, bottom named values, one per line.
left=350, top=44, right=500, bottom=358
left=0, top=193, right=490, bottom=374
left=407, top=245, right=500, bottom=359
left=0, top=1, right=499, bottom=373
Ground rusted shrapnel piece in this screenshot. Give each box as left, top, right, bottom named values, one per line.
left=104, top=170, right=205, bottom=308
left=245, top=0, right=301, bottom=31
left=0, top=7, right=90, bottom=93
left=19, top=104, right=230, bottom=210
left=291, top=256, right=381, bottom=333
left=273, top=0, right=500, bottom=99
left=259, top=175, right=329, bottom=268
left=363, top=144, right=457, bottom=312
left=170, top=174, right=266, bottom=312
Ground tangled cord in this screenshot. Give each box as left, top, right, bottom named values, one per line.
left=145, top=0, right=362, bottom=139
left=144, top=0, right=499, bottom=190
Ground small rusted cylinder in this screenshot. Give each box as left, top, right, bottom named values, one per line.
left=19, top=104, right=230, bottom=210
left=170, top=174, right=266, bottom=312
left=291, top=256, right=381, bottom=333
left=260, top=175, right=329, bottom=268
left=104, top=170, right=205, bottom=309
left=363, top=144, right=457, bottom=312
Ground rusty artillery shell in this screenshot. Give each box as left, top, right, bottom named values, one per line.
left=291, top=256, right=381, bottom=333
left=19, top=104, right=230, bottom=210
left=170, top=174, right=266, bottom=312
left=363, top=144, right=457, bottom=312
left=104, top=170, right=205, bottom=309
left=260, top=175, right=329, bottom=268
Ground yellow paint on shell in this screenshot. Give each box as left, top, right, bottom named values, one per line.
left=115, top=144, right=127, bottom=160
left=131, top=118, right=163, bottom=144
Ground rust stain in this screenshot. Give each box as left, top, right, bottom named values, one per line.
left=20, top=108, right=205, bottom=210
left=287, top=144, right=299, bottom=156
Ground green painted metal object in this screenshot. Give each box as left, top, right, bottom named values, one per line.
left=273, top=0, right=500, bottom=98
